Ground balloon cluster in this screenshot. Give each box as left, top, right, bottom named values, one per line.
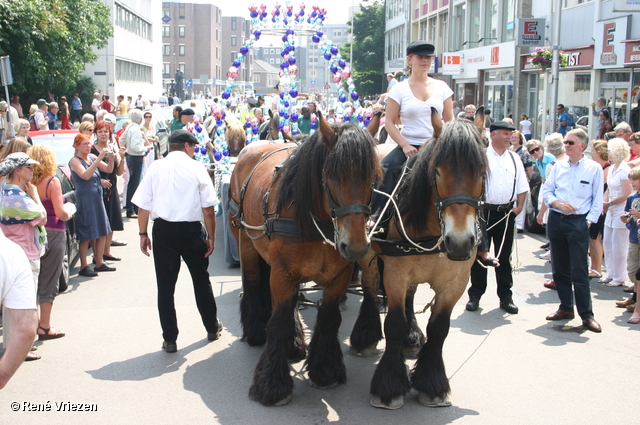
left=245, top=116, right=262, bottom=143
left=209, top=106, right=230, bottom=163
left=186, top=117, right=211, bottom=164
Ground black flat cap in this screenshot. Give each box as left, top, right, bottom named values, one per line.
left=179, top=108, right=195, bottom=117
left=406, top=40, right=435, bottom=56
left=169, top=129, right=198, bottom=145
left=490, top=121, right=516, bottom=132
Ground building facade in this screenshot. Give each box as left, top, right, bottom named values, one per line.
left=161, top=2, right=222, bottom=99
left=385, top=0, right=640, bottom=138
left=84, top=0, right=163, bottom=102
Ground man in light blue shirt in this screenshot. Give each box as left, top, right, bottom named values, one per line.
left=542, top=128, right=604, bottom=332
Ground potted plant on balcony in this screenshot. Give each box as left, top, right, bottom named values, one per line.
left=530, top=47, right=568, bottom=70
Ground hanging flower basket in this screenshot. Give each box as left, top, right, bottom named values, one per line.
left=530, top=47, right=568, bottom=70
left=394, top=70, right=406, bottom=81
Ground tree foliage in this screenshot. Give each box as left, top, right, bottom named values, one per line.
left=0, top=0, right=112, bottom=98
left=339, top=1, right=385, bottom=96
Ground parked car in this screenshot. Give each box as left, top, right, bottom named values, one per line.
left=576, top=115, right=589, bottom=133
left=114, top=108, right=170, bottom=158
left=29, top=130, right=80, bottom=291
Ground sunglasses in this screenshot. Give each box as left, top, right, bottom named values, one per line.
left=144, top=115, right=152, bottom=118
left=22, top=165, right=34, bottom=170
left=0, top=109, right=7, bottom=112
left=528, top=147, right=541, bottom=154
left=564, top=140, right=575, bottom=145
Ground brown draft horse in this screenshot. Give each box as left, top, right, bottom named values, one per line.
left=352, top=110, right=487, bottom=409
left=228, top=113, right=381, bottom=406
left=224, top=114, right=247, bottom=157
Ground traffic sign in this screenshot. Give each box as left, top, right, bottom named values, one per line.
left=162, top=14, right=171, bottom=23
left=310, top=80, right=316, bottom=85
left=185, top=79, right=193, bottom=88
left=324, top=82, right=331, bottom=90
left=311, top=86, right=315, bottom=92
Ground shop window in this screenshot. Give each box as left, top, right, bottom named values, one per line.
left=574, top=74, right=591, bottom=91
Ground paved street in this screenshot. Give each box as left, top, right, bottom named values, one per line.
left=1, top=215, right=637, bottom=424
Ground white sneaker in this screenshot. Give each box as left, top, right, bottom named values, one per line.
left=538, top=251, right=550, bottom=260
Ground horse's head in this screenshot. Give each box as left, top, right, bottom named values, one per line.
left=430, top=109, right=487, bottom=261
left=319, top=112, right=382, bottom=261
left=224, top=115, right=247, bottom=157
left=260, top=111, right=294, bottom=141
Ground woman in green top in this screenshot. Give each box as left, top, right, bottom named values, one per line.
left=170, top=105, right=184, bottom=132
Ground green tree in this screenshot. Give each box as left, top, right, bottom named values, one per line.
left=0, top=0, right=112, bottom=99
left=339, top=1, right=385, bottom=96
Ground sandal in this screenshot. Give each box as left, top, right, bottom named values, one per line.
left=94, top=263, right=116, bottom=272
left=616, top=298, right=635, bottom=308
left=599, top=277, right=612, bottom=284
left=476, top=256, right=499, bottom=267
left=38, top=325, right=65, bottom=340
left=627, top=317, right=640, bottom=324
left=605, top=281, right=623, bottom=287
left=624, top=286, right=635, bottom=293
left=25, top=352, right=41, bottom=361
left=588, top=269, right=602, bottom=279
left=78, top=266, right=97, bottom=277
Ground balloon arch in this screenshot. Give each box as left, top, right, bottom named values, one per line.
left=205, top=2, right=371, bottom=165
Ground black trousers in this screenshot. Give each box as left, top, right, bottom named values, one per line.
left=469, top=209, right=515, bottom=301
left=547, top=211, right=593, bottom=319
left=371, top=145, right=412, bottom=219
left=152, top=219, right=219, bottom=343
left=126, top=155, right=144, bottom=215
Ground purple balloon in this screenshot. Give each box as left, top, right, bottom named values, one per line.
left=245, top=122, right=252, bottom=128
left=216, top=119, right=223, bottom=126
left=223, top=149, right=229, bottom=157
left=311, top=11, right=317, bottom=18
left=357, top=115, right=363, bottom=122
left=318, top=13, right=324, bottom=19
left=339, top=94, right=346, bottom=103
left=233, top=60, right=241, bottom=68
left=287, top=29, right=294, bottom=35
left=221, top=91, right=230, bottom=100
left=292, top=129, right=299, bottom=135
left=289, top=89, right=298, bottom=98
left=364, top=118, right=371, bottom=127
left=283, top=102, right=289, bottom=108
left=279, top=110, right=285, bottom=117
left=252, top=127, right=259, bottom=135
left=312, top=35, right=320, bottom=43
left=283, top=113, right=289, bottom=119
left=288, top=57, right=296, bottom=65
left=330, top=66, right=338, bottom=74
left=330, top=47, right=338, bottom=55
left=291, top=113, right=299, bottom=122
left=287, top=10, right=292, bottom=17
left=316, top=31, right=324, bottom=38
left=282, top=35, right=289, bottom=42
left=275, top=9, right=280, bottom=16
left=195, top=125, right=202, bottom=133
left=253, top=30, right=261, bottom=38
left=299, top=10, right=305, bottom=16
left=202, top=148, right=207, bottom=155
left=310, top=122, right=317, bottom=130
left=351, top=92, right=359, bottom=101
left=324, top=52, right=332, bottom=60
left=214, top=151, right=222, bottom=161
left=339, top=60, right=346, bottom=68
left=278, top=123, right=284, bottom=130
left=279, top=92, right=285, bottom=99
left=280, top=62, right=289, bottom=69
left=240, top=46, right=249, bottom=55
left=250, top=11, right=259, bottom=18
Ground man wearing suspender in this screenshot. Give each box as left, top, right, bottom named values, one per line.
left=466, top=121, right=530, bottom=314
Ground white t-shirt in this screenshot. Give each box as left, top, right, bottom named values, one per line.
left=0, top=233, right=37, bottom=310
left=132, top=150, right=218, bottom=222
left=520, top=119, right=532, bottom=135
left=387, top=79, right=453, bottom=146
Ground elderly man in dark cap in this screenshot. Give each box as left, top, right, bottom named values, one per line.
left=466, top=121, right=530, bottom=315
left=132, top=129, right=222, bottom=353
left=179, top=108, right=195, bottom=127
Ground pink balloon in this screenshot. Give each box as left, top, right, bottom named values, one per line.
left=283, top=124, right=291, bottom=134
left=286, top=4, right=293, bottom=11
left=251, top=117, right=259, bottom=127
left=248, top=4, right=257, bottom=12
left=300, top=3, right=306, bottom=10
left=332, top=74, right=342, bottom=83
left=341, top=67, right=351, bottom=79
left=310, top=114, right=317, bottom=123
left=279, top=70, right=285, bottom=78
left=312, top=4, right=319, bottom=11
left=227, top=66, right=238, bottom=79
left=288, top=65, right=298, bottom=76
left=260, top=3, right=267, bottom=10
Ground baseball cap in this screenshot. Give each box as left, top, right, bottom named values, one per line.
left=0, top=152, right=40, bottom=177
left=37, top=99, right=49, bottom=107
left=103, top=113, right=117, bottom=125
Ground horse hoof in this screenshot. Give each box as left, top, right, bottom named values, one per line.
left=369, top=395, right=404, bottom=410
left=418, top=392, right=452, bottom=408
left=309, top=380, right=338, bottom=390
left=351, top=345, right=379, bottom=357
left=272, top=394, right=293, bottom=407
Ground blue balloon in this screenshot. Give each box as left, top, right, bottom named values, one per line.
left=283, top=113, right=289, bottom=119
left=202, top=148, right=207, bottom=155
left=275, top=9, right=280, bottom=16
left=330, top=66, right=338, bottom=74
left=233, top=60, right=241, bottom=68
left=245, top=122, right=251, bottom=128
left=281, top=50, right=287, bottom=57
left=240, top=46, right=249, bottom=55
left=357, top=115, right=364, bottom=122
left=216, top=119, right=223, bottom=126
left=214, top=151, right=222, bottom=161
left=279, top=92, right=285, bottom=100
left=278, top=123, right=284, bottom=130
left=279, top=110, right=285, bottom=117
left=351, top=92, right=359, bottom=101
left=318, top=13, right=324, bottom=19
left=310, top=122, right=316, bottom=130
left=282, top=35, right=289, bottom=42
left=288, top=57, right=296, bottom=65
left=291, top=113, right=299, bottom=122
left=223, top=149, right=229, bottom=157
left=283, top=102, right=289, bottom=108
left=339, top=94, right=346, bottom=103
left=252, top=127, right=259, bottom=135
left=299, top=10, right=305, bottom=16
left=253, top=30, right=261, bottom=38
left=195, top=125, right=202, bottom=133
left=271, top=17, right=276, bottom=23
left=283, top=18, right=288, bottom=25
left=330, top=47, right=339, bottom=55
left=261, top=11, right=267, bottom=18
left=287, top=10, right=292, bottom=17
left=339, top=60, right=346, bottom=68
left=280, top=62, right=289, bottom=69
left=312, top=35, right=320, bottom=43
left=286, top=29, right=294, bottom=35
left=364, top=119, right=371, bottom=127
left=289, top=45, right=296, bottom=52
left=221, top=91, right=230, bottom=100
left=311, top=11, right=317, bottom=18
left=289, top=89, right=298, bottom=98
left=324, top=52, right=332, bottom=60
left=316, top=31, right=324, bottom=38
left=250, top=11, right=258, bottom=18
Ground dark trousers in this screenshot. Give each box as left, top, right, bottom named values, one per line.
left=126, top=155, right=144, bottom=215
left=547, top=211, right=593, bottom=319
left=71, top=109, right=82, bottom=123
left=152, top=219, right=218, bottom=343
left=371, top=145, right=410, bottom=219
left=469, top=209, right=515, bottom=301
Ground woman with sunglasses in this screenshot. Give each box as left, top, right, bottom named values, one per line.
left=141, top=112, right=157, bottom=174
left=525, top=139, right=554, bottom=183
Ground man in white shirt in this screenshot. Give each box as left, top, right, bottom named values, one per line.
left=91, top=92, right=101, bottom=115
left=542, top=128, right=604, bottom=332
left=33, top=99, right=50, bottom=131
left=0, top=231, right=38, bottom=388
left=466, top=121, right=529, bottom=314
left=132, top=129, right=222, bottom=353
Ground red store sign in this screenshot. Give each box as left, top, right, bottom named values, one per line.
left=521, top=45, right=594, bottom=72
left=623, top=39, right=640, bottom=66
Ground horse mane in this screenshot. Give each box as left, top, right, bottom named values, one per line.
left=225, top=115, right=246, bottom=147
left=399, top=119, right=487, bottom=232
left=275, top=123, right=380, bottom=239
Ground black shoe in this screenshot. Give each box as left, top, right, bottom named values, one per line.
left=207, top=319, right=223, bottom=341
left=78, top=266, right=98, bottom=277
left=540, top=242, right=550, bottom=250
left=466, top=298, right=480, bottom=311
left=500, top=299, right=519, bottom=314
left=162, top=341, right=177, bottom=353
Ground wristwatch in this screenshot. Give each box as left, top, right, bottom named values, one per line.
left=608, top=201, right=613, bottom=207
left=586, top=220, right=592, bottom=226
